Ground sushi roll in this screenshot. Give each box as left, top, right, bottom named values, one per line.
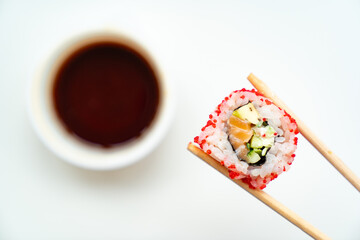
left=193, top=89, right=299, bottom=189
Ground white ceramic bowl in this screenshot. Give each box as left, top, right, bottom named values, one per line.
left=28, top=32, right=174, bottom=170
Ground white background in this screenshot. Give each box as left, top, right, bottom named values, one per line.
left=1, top=0, right=360, bottom=239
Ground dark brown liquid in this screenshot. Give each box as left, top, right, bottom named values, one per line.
left=53, top=41, right=160, bottom=147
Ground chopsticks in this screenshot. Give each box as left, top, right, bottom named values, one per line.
left=187, top=73, right=359, bottom=239
left=247, top=73, right=360, bottom=192
left=187, top=142, right=330, bottom=240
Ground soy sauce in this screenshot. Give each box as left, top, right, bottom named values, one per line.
left=53, top=41, right=160, bottom=147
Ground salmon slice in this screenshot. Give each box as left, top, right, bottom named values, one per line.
left=228, top=115, right=252, bottom=131
left=228, top=115, right=253, bottom=160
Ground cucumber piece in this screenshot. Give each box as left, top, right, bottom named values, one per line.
left=247, top=150, right=261, bottom=164
left=261, top=137, right=274, bottom=147
left=250, top=135, right=274, bottom=149
left=261, top=147, right=269, bottom=156
left=253, top=148, right=262, bottom=155
left=250, top=135, right=263, bottom=148
left=246, top=143, right=251, bottom=150
left=265, top=125, right=276, bottom=137
left=256, top=120, right=263, bottom=128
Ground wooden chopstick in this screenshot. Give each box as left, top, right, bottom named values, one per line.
left=187, top=143, right=330, bottom=240
left=247, top=73, right=360, bottom=192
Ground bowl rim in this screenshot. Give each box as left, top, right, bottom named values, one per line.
left=27, top=31, right=174, bottom=170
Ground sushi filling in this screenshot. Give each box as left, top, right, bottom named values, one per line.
left=227, top=102, right=276, bottom=166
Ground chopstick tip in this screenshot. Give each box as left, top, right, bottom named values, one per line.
left=247, top=72, right=255, bottom=80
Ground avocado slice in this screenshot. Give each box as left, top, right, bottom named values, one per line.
left=233, top=102, right=260, bottom=125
